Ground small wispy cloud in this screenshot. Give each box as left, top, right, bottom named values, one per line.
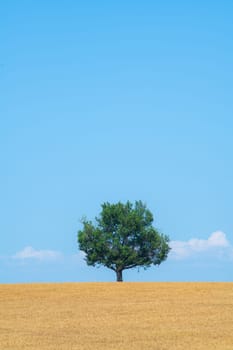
left=71, top=251, right=86, bottom=263
left=13, top=246, right=63, bottom=261
left=170, top=231, right=233, bottom=260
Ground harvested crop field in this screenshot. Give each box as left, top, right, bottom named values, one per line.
left=0, top=282, right=232, bottom=350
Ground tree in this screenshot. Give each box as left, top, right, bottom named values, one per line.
left=77, top=200, right=170, bottom=282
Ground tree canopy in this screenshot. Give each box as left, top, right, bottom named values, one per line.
left=78, top=200, right=170, bottom=281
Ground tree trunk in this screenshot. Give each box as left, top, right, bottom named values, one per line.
left=116, top=269, right=123, bottom=282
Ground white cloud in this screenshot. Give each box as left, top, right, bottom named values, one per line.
left=13, top=246, right=63, bottom=261
left=170, top=231, right=233, bottom=260
left=207, top=231, right=229, bottom=247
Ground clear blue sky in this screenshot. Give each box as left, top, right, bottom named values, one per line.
left=1, top=0, right=233, bottom=282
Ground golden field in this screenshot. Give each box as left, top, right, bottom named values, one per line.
left=0, top=282, right=232, bottom=350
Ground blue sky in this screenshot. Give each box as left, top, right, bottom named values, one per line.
left=1, top=0, right=233, bottom=282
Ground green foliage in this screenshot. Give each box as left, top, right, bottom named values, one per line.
left=77, top=201, right=170, bottom=281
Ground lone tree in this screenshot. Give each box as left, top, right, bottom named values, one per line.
left=78, top=201, right=170, bottom=282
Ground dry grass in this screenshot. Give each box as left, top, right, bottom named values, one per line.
left=0, top=282, right=232, bottom=349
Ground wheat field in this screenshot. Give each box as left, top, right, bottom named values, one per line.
left=0, top=282, right=232, bottom=350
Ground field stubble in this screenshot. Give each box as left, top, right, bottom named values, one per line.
left=0, top=282, right=232, bottom=350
